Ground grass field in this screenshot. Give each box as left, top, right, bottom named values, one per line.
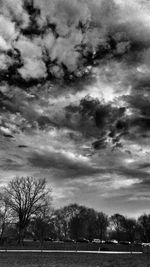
left=0, top=252, right=149, bottom=267
left=0, top=241, right=143, bottom=252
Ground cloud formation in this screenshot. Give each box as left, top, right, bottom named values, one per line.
left=0, top=0, right=150, bottom=215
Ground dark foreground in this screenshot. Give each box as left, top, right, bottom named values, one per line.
left=0, top=241, right=143, bottom=252
left=0, top=252, right=149, bottom=267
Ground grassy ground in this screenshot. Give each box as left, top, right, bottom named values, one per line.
left=0, top=241, right=143, bottom=252
left=0, top=252, right=149, bottom=267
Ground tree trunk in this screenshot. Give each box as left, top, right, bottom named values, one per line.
left=0, top=223, right=5, bottom=245
left=18, top=226, right=25, bottom=246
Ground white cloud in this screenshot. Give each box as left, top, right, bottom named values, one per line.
left=112, top=177, right=141, bottom=190
left=0, top=15, right=17, bottom=46
left=0, top=0, right=29, bottom=28
left=18, top=56, right=47, bottom=80
left=0, top=54, right=13, bottom=70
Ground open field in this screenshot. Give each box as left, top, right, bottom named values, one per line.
left=0, top=241, right=143, bottom=252
left=0, top=252, right=149, bottom=267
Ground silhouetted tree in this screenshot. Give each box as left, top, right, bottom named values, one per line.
left=53, top=204, right=100, bottom=241
left=31, top=217, right=50, bottom=246
left=110, top=213, right=125, bottom=242
left=138, top=214, right=150, bottom=242
left=53, top=204, right=80, bottom=240
left=69, top=207, right=97, bottom=240
left=0, top=192, right=11, bottom=244
left=122, top=217, right=137, bottom=242
left=69, top=214, right=81, bottom=240
left=95, top=212, right=109, bottom=241
left=4, top=176, right=52, bottom=244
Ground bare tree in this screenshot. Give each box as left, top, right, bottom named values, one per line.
left=122, top=217, right=137, bottom=243
left=95, top=212, right=109, bottom=241
left=138, top=214, right=150, bottom=242
left=110, top=213, right=125, bottom=242
left=0, top=191, right=11, bottom=244
left=4, top=176, right=52, bottom=244
left=31, top=217, right=51, bottom=247
left=30, top=202, right=54, bottom=246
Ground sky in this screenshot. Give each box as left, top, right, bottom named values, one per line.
left=0, top=0, right=150, bottom=217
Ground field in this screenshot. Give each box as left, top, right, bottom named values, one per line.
left=0, top=252, right=149, bottom=267
left=0, top=241, right=143, bottom=252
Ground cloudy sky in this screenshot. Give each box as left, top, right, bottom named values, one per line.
left=0, top=0, right=150, bottom=217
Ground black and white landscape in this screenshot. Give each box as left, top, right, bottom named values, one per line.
left=0, top=0, right=150, bottom=218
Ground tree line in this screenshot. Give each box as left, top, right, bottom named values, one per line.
left=0, top=176, right=149, bottom=245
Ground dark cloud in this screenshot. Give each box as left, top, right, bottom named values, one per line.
left=28, top=149, right=103, bottom=178
left=0, top=158, right=24, bottom=171
left=125, top=94, right=150, bottom=117
left=0, top=0, right=117, bottom=82
left=117, top=167, right=150, bottom=181
left=0, top=0, right=150, bottom=216
left=0, top=0, right=148, bottom=83
left=65, top=95, right=127, bottom=150
left=18, top=145, right=28, bottom=148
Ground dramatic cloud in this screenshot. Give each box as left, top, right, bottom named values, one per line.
left=0, top=0, right=150, bottom=216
